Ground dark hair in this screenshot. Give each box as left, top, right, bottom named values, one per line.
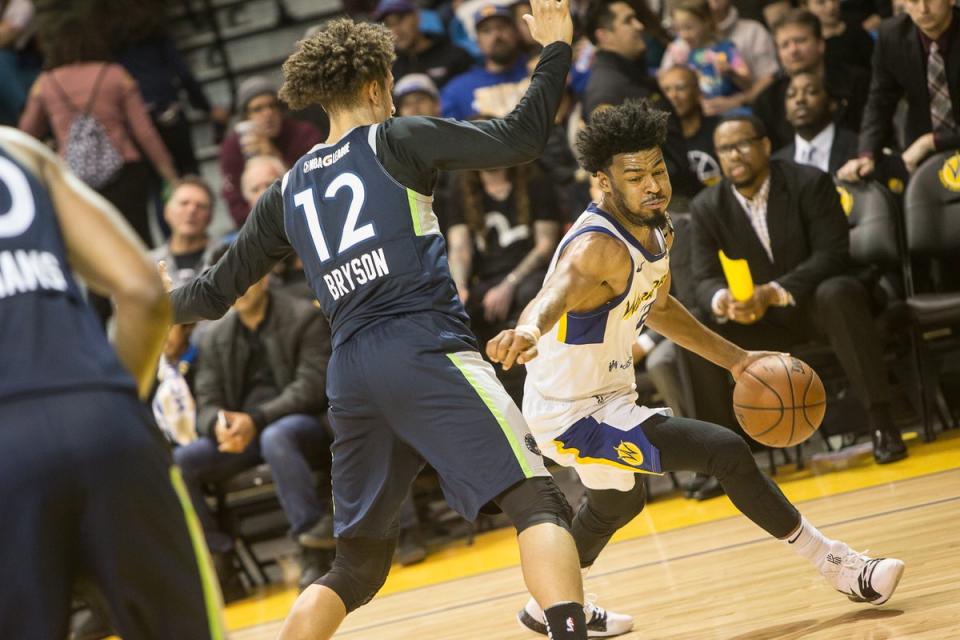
left=583, top=0, right=671, bottom=47
left=716, top=113, right=768, bottom=138
left=170, top=175, right=215, bottom=208
left=39, top=15, right=111, bottom=68
left=576, top=100, right=670, bottom=173
left=456, top=165, right=534, bottom=235
left=772, top=9, right=822, bottom=41
left=280, top=18, right=395, bottom=113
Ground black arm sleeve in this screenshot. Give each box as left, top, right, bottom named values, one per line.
left=377, top=42, right=573, bottom=195
left=171, top=181, right=293, bottom=323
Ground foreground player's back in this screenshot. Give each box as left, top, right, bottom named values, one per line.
left=0, top=128, right=134, bottom=402
left=282, top=125, right=466, bottom=347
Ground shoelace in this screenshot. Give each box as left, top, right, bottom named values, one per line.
left=584, top=594, right=608, bottom=624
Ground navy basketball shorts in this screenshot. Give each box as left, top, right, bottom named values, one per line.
left=0, top=389, right=225, bottom=640
left=327, top=311, right=550, bottom=539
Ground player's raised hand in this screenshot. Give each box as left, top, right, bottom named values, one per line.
left=486, top=326, right=540, bottom=370
left=522, top=0, right=573, bottom=47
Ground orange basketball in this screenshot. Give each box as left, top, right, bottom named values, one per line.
left=733, top=355, right=826, bottom=448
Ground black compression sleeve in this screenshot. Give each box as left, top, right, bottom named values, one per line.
left=171, top=180, right=293, bottom=323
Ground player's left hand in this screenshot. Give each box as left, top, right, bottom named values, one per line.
left=218, top=411, right=256, bottom=453
left=730, top=350, right=786, bottom=382
left=486, top=327, right=539, bottom=370
left=483, top=281, right=515, bottom=323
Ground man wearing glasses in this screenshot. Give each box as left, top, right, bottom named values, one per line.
left=683, top=115, right=906, bottom=501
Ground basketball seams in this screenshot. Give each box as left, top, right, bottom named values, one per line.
left=800, top=366, right=817, bottom=439
left=738, top=369, right=785, bottom=438
left=778, top=355, right=796, bottom=447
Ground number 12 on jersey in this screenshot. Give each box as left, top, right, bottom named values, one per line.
left=293, top=172, right=375, bottom=262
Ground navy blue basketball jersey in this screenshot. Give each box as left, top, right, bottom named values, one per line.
left=0, top=146, right=134, bottom=401
left=282, top=125, right=469, bottom=346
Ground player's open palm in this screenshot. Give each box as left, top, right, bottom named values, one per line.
left=731, top=350, right=787, bottom=382
left=522, top=0, right=573, bottom=47
left=487, top=328, right=539, bottom=371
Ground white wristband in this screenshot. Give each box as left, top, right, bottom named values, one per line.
left=514, top=323, right=541, bottom=343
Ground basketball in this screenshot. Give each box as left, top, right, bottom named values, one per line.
left=733, top=355, right=826, bottom=448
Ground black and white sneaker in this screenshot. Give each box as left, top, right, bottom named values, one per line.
left=820, top=544, right=905, bottom=605
left=517, top=595, right=633, bottom=637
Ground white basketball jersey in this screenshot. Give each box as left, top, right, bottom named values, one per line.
left=524, top=203, right=671, bottom=406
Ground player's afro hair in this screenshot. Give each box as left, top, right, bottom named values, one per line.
left=280, top=18, right=395, bottom=112
left=576, top=100, right=670, bottom=174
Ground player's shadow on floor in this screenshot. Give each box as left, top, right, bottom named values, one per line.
left=726, top=608, right=904, bottom=640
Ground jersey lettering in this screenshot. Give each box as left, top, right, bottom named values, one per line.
left=0, top=155, right=36, bottom=238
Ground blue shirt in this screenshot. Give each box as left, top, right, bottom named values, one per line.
left=440, top=57, right=530, bottom=120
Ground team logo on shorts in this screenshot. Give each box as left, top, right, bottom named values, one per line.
left=615, top=441, right=644, bottom=466
left=525, top=434, right=542, bottom=456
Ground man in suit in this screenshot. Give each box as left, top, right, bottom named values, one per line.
left=838, top=0, right=960, bottom=179
left=684, top=116, right=906, bottom=500
left=773, top=71, right=858, bottom=174
left=754, top=10, right=871, bottom=150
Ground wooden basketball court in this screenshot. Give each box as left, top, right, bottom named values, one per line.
left=228, top=434, right=960, bottom=640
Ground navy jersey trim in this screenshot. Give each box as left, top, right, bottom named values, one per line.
left=586, top=203, right=667, bottom=262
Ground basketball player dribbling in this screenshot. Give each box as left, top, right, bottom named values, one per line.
left=487, top=101, right=905, bottom=637
left=0, top=127, right=226, bottom=639
left=165, top=3, right=602, bottom=639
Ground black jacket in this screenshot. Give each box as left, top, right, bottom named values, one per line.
left=194, top=291, right=331, bottom=436
left=772, top=126, right=859, bottom=175
left=859, top=9, right=960, bottom=155
left=690, top=160, right=850, bottom=314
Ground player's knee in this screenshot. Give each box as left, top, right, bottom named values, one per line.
left=496, top=476, right=573, bottom=534
left=581, top=479, right=647, bottom=530
left=314, top=536, right=395, bottom=612
left=708, top=429, right=753, bottom=478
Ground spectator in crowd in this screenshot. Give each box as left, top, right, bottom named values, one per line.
left=511, top=0, right=544, bottom=59
left=707, top=0, right=780, bottom=105
left=0, top=0, right=37, bottom=126
left=241, top=154, right=287, bottom=210
left=838, top=0, right=960, bottom=179
left=19, top=17, right=178, bottom=246
left=375, top=0, right=475, bottom=89
left=802, top=0, right=875, bottom=71
left=773, top=70, right=859, bottom=173
left=441, top=4, right=530, bottom=119
left=754, top=9, right=871, bottom=149
left=150, top=177, right=217, bottom=288
left=659, top=64, right=722, bottom=187
left=173, top=263, right=334, bottom=598
left=219, top=76, right=323, bottom=227
left=660, top=0, right=756, bottom=115
left=581, top=0, right=700, bottom=203
left=685, top=116, right=906, bottom=503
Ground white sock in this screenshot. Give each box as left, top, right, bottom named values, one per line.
left=782, top=516, right=838, bottom=570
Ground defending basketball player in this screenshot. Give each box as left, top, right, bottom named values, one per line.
left=487, top=100, right=905, bottom=637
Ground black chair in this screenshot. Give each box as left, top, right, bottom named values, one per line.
left=901, top=151, right=960, bottom=440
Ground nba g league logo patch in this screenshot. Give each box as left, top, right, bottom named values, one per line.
left=938, top=153, right=960, bottom=192
left=525, top=434, right=542, bottom=456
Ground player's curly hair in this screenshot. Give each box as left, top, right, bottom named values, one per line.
left=576, top=100, right=670, bottom=174
left=279, top=18, right=395, bottom=113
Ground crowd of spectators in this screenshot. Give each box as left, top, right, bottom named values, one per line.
left=11, top=0, right=959, bottom=610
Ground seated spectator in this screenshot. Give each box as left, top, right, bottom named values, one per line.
left=19, top=16, right=177, bottom=246
left=582, top=0, right=700, bottom=203
left=219, top=77, right=323, bottom=227
left=173, top=267, right=334, bottom=597
left=754, top=10, right=871, bottom=149
left=839, top=0, right=960, bottom=179
left=802, top=0, right=874, bottom=71
left=660, top=0, right=756, bottom=115
left=659, top=65, right=722, bottom=187
left=773, top=70, right=858, bottom=173
left=150, top=177, right=217, bottom=288
left=707, top=0, right=780, bottom=106
left=440, top=4, right=530, bottom=119
left=446, top=164, right=561, bottom=347
left=685, top=116, right=906, bottom=505
left=375, top=0, right=475, bottom=89
left=241, top=154, right=287, bottom=209
left=0, top=0, right=37, bottom=126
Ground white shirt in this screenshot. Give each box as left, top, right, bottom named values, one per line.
left=793, top=123, right=836, bottom=174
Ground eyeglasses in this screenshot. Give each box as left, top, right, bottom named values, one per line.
left=715, top=136, right=761, bottom=157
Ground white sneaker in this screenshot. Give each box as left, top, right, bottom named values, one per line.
left=820, top=544, right=905, bottom=605
left=517, top=594, right=634, bottom=637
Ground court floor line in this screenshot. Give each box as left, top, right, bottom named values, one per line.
left=333, top=492, right=959, bottom=636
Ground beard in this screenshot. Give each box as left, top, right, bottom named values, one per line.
left=610, top=186, right=668, bottom=229
left=488, top=41, right=518, bottom=66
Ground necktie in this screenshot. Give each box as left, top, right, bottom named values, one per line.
left=928, top=42, right=956, bottom=133
left=804, top=144, right=817, bottom=165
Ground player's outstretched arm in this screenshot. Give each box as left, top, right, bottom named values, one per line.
left=170, top=180, right=293, bottom=324
left=3, top=128, right=171, bottom=399
left=487, top=233, right=627, bottom=369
